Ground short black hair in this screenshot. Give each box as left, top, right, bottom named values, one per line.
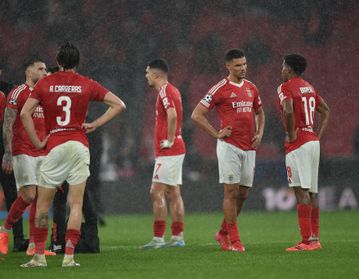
left=148, top=59, right=169, bottom=74
left=284, top=54, right=307, bottom=75
left=56, top=42, right=80, bottom=70
left=225, top=49, right=245, bottom=62
left=24, top=57, right=45, bottom=71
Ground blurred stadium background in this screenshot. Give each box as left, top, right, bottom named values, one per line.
left=0, top=0, right=358, bottom=215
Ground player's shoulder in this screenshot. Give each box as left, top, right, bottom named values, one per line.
left=9, top=83, right=27, bottom=98
left=165, top=82, right=180, bottom=95
left=208, top=78, right=228, bottom=95
left=243, top=79, right=260, bottom=92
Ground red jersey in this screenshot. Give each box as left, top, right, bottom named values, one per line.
left=30, top=71, right=108, bottom=152
left=7, top=84, right=46, bottom=156
left=155, top=82, right=185, bottom=157
left=277, top=77, right=323, bottom=154
left=200, top=78, right=262, bottom=150
left=0, top=91, right=5, bottom=123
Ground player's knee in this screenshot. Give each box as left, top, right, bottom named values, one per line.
left=19, top=187, right=36, bottom=203
left=224, top=188, right=239, bottom=200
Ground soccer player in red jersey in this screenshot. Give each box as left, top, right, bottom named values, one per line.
left=0, top=58, right=52, bottom=256
left=277, top=54, right=329, bottom=251
left=143, top=59, right=186, bottom=249
left=19, top=42, right=126, bottom=267
left=192, top=49, right=265, bottom=252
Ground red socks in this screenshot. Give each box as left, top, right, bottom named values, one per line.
left=219, top=219, right=228, bottom=235
left=171, top=221, right=184, bottom=236
left=154, top=220, right=166, bottom=238
left=34, top=227, right=48, bottom=254
left=65, top=229, right=81, bottom=255
left=227, top=222, right=240, bottom=244
left=311, top=207, right=320, bottom=238
left=297, top=204, right=312, bottom=244
left=4, top=197, right=30, bottom=230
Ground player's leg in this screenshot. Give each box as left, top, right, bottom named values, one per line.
left=143, top=182, right=167, bottom=249
left=49, top=183, right=68, bottom=254
left=0, top=185, right=36, bottom=255
left=21, top=186, right=57, bottom=267
left=236, top=150, right=255, bottom=216
left=62, top=181, right=86, bottom=267
left=0, top=171, right=27, bottom=252
left=216, top=140, right=243, bottom=251
left=285, top=144, right=313, bottom=251
left=61, top=141, right=90, bottom=267
left=309, top=141, right=321, bottom=249
left=165, top=185, right=185, bottom=247
left=223, top=184, right=245, bottom=252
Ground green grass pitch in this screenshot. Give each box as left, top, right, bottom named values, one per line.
left=0, top=211, right=358, bottom=278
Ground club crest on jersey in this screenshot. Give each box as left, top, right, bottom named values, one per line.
left=246, top=88, right=252, bottom=97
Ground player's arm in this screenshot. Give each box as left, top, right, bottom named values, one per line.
left=160, top=107, right=177, bottom=149
left=316, top=98, right=330, bottom=140
left=2, top=107, right=16, bottom=173
left=252, top=106, right=265, bottom=148
left=191, top=103, right=232, bottom=139
left=82, top=92, right=126, bottom=133
left=20, top=97, right=48, bottom=149
left=282, top=98, right=296, bottom=142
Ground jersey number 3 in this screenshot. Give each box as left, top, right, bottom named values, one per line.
left=302, top=96, right=315, bottom=126
left=56, top=96, right=72, bottom=126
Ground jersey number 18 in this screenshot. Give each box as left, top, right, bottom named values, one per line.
left=301, top=96, right=315, bottom=126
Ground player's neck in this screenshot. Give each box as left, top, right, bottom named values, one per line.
left=228, top=75, right=243, bottom=84
left=155, top=80, right=168, bottom=90
left=59, top=66, right=76, bottom=73
left=25, top=79, right=35, bottom=89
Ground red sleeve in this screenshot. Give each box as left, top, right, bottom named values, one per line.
left=253, top=86, right=262, bottom=110
left=89, top=80, right=109, bottom=101
left=0, top=91, right=5, bottom=123
left=200, top=86, right=221, bottom=110
left=7, top=87, right=23, bottom=110
left=277, top=82, right=291, bottom=104
left=159, top=85, right=175, bottom=110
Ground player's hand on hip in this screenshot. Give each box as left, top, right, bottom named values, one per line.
left=217, top=125, right=232, bottom=139
left=160, top=139, right=174, bottom=149
left=1, top=152, right=13, bottom=174
left=251, top=133, right=263, bottom=148
left=37, top=135, right=49, bottom=149
left=82, top=122, right=97, bottom=134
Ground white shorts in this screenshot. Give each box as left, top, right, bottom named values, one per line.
left=12, top=155, right=44, bottom=190
left=216, top=140, right=256, bottom=186
left=39, top=141, right=90, bottom=188
left=152, top=154, right=185, bottom=186
left=285, top=141, right=320, bottom=193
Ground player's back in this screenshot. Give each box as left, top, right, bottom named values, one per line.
left=283, top=77, right=320, bottom=131
left=278, top=77, right=321, bottom=153
left=155, top=82, right=185, bottom=157
left=31, top=71, right=108, bottom=152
